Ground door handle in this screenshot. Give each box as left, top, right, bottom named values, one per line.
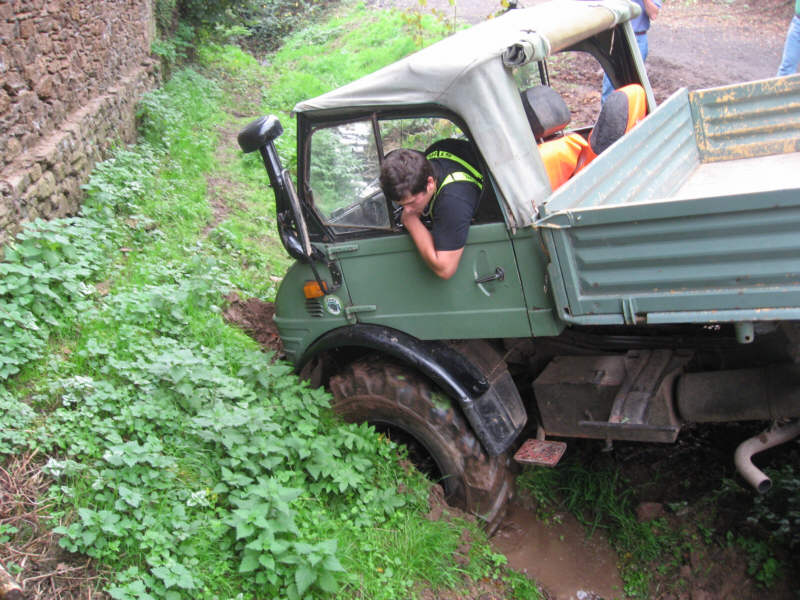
left=475, top=266, right=504, bottom=284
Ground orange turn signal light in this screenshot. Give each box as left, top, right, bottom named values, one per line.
left=303, top=280, right=328, bottom=299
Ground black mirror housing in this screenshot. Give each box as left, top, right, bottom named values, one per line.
left=238, top=115, right=284, bottom=153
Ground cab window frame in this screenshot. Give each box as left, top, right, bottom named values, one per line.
left=298, top=107, right=503, bottom=242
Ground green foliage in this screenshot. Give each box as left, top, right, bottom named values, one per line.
left=173, top=0, right=324, bottom=53
left=731, top=533, right=783, bottom=589
left=0, top=5, right=547, bottom=598
left=176, top=0, right=240, bottom=28
left=154, top=0, right=178, bottom=36
left=0, top=218, right=113, bottom=379
left=746, top=462, right=800, bottom=550
left=0, top=386, right=36, bottom=453
left=136, top=68, right=222, bottom=161
left=238, top=0, right=328, bottom=53
left=402, top=0, right=460, bottom=47
left=151, top=23, right=195, bottom=70
left=717, top=459, right=799, bottom=589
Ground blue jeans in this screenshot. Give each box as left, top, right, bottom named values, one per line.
left=778, top=14, right=800, bottom=76
left=602, top=33, right=649, bottom=104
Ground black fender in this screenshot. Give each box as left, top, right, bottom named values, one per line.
left=297, top=324, right=526, bottom=456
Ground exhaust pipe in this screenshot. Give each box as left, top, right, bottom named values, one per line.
left=734, top=419, right=800, bottom=493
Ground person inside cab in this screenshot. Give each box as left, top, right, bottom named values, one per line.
left=379, top=139, right=483, bottom=280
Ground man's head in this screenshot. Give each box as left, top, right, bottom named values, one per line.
left=380, top=149, right=436, bottom=211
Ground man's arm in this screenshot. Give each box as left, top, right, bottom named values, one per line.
left=643, top=0, right=660, bottom=20
left=402, top=211, right=463, bottom=279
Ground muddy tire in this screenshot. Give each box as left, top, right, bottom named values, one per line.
left=328, top=358, right=513, bottom=531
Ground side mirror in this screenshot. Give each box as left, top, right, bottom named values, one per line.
left=238, top=115, right=315, bottom=264
left=238, top=116, right=284, bottom=153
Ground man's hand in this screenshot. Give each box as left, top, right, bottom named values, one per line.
left=401, top=202, right=424, bottom=223
left=397, top=175, right=464, bottom=279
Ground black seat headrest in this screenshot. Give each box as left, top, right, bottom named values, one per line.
left=520, top=85, right=571, bottom=140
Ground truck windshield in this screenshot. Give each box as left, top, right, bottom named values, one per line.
left=308, top=120, right=388, bottom=233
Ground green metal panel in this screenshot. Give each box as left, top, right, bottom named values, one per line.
left=691, top=75, right=800, bottom=162
left=538, top=76, right=800, bottom=326
left=334, top=223, right=533, bottom=339
left=273, top=261, right=353, bottom=362
left=508, top=227, right=564, bottom=336
left=542, top=188, right=800, bottom=324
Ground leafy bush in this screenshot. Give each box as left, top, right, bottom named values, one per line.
left=747, top=462, right=800, bottom=551
left=0, top=218, right=113, bottom=380
left=238, top=0, right=328, bottom=53
left=0, top=6, right=539, bottom=599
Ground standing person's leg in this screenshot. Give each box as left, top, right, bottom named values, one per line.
left=601, top=73, right=614, bottom=103
left=635, top=32, right=649, bottom=62
left=603, top=33, right=649, bottom=104
left=778, top=14, right=800, bottom=76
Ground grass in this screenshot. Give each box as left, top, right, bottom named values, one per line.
left=0, top=2, right=541, bottom=599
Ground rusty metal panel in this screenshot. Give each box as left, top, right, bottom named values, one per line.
left=691, top=75, right=800, bottom=162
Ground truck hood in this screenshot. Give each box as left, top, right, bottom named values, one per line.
left=293, top=0, right=642, bottom=228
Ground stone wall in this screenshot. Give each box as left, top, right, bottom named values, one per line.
left=0, top=0, right=159, bottom=248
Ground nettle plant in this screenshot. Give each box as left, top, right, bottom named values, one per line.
left=42, top=314, right=413, bottom=599
left=0, top=213, right=418, bottom=599
left=0, top=67, right=423, bottom=598
left=0, top=223, right=418, bottom=600
left=0, top=218, right=113, bottom=379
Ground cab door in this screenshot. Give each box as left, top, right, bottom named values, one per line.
left=330, top=222, right=531, bottom=340
left=305, top=115, right=532, bottom=341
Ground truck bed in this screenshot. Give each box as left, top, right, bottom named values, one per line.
left=674, top=151, right=800, bottom=199
left=536, top=76, right=800, bottom=326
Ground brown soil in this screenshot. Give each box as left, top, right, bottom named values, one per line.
left=223, top=292, right=283, bottom=353
left=0, top=453, right=108, bottom=599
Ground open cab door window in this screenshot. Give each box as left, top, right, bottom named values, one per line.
left=307, top=115, right=482, bottom=238
left=308, top=119, right=392, bottom=234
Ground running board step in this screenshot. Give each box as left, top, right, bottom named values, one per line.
left=513, top=438, right=567, bottom=467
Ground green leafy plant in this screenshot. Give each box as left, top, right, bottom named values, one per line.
left=733, top=534, right=783, bottom=589
left=0, top=6, right=539, bottom=599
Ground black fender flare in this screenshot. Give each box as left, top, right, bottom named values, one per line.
left=297, top=324, right=525, bottom=456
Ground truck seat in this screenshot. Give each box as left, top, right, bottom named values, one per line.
left=576, top=84, right=647, bottom=172
left=521, top=85, right=588, bottom=190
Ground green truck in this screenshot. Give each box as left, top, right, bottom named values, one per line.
left=239, top=0, right=800, bottom=528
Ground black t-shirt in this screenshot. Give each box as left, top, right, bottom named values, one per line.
left=424, top=139, right=482, bottom=251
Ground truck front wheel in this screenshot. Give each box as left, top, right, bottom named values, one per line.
left=328, top=358, right=512, bottom=531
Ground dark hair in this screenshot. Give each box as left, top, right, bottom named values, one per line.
left=379, top=149, right=433, bottom=203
